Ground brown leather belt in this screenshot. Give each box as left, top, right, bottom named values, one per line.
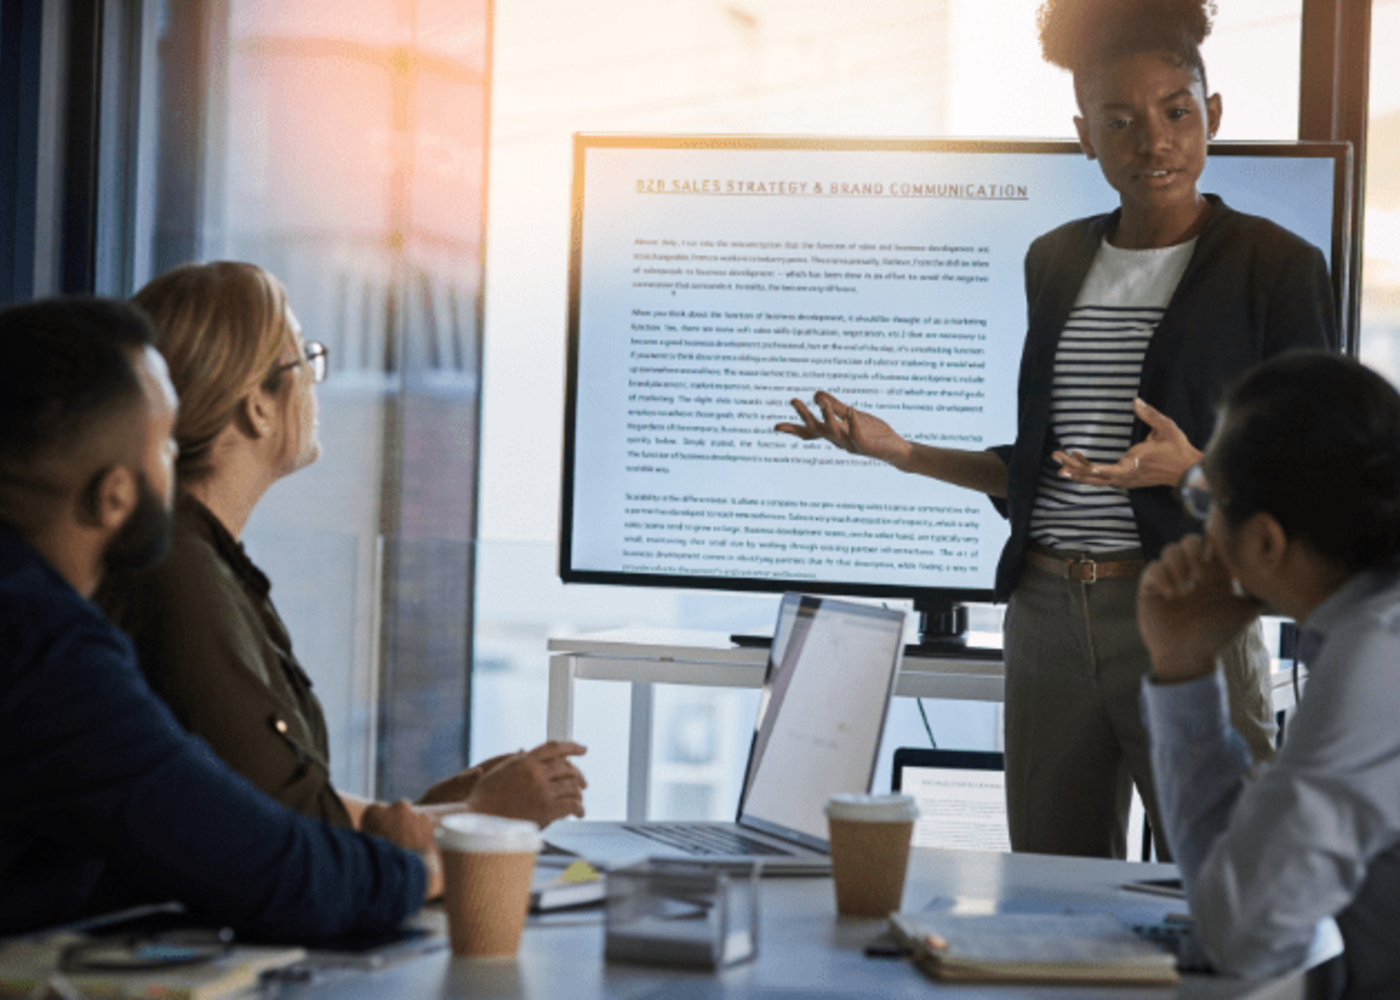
left=1026, top=548, right=1144, bottom=584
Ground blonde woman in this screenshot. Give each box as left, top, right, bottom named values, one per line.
left=101, top=262, right=586, bottom=847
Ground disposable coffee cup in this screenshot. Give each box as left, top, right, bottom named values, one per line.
left=824, top=793, right=918, bottom=918
left=434, top=814, right=542, bottom=958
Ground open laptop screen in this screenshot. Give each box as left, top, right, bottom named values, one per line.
left=892, top=748, right=1011, bottom=853
left=738, top=595, right=906, bottom=851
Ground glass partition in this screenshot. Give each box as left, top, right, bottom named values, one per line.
left=1357, top=1, right=1400, bottom=379
left=148, top=0, right=488, bottom=800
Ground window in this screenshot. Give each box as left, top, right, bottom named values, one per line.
left=1357, top=1, right=1400, bottom=379
left=148, top=0, right=488, bottom=800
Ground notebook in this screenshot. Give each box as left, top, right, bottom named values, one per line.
left=542, top=593, right=906, bottom=873
left=887, top=911, right=1179, bottom=986
left=0, top=917, right=306, bottom=1000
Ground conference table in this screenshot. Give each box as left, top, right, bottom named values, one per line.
left=291, top=846, right=1339, bottom=999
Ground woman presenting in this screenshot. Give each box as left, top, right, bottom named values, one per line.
left=778, top=0, right=1335, bottom=859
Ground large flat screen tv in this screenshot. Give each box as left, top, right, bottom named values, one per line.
left=560, top=135, right=1352, bottom=639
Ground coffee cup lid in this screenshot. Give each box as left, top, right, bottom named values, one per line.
left=824, top=793, right=918, bottom=822
left=435, top=813, right=542, bottom=853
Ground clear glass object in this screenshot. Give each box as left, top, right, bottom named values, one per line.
left=604, top=861, right=759, bottom=969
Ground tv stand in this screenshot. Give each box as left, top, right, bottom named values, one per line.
left=732, top=598, right=996, bottom=658
left=910, top=596, right=971, bottom=654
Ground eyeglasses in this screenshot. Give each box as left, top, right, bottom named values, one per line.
left=268, top=341, right=329, bottom=385
left=1177, top=462, right=1214, bottom=521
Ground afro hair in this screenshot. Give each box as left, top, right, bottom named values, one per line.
left=1037, top=0, right=1215, bottom=74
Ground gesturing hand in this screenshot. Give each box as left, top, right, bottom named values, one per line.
left=417, top=752, right=516, bottom=806
left=1137, top=533, right=1262, bottom=683
left=774, top=391, right=911, bottom=468
left=465, top=741, right=588, bottom=829
left=1054, top=398, right=1201, bottom=490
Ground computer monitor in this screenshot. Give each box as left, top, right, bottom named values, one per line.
left=561, top=134, right=1353, bottom=641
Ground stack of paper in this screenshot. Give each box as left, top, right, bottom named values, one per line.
left=530, top=859, right=606, bottom=912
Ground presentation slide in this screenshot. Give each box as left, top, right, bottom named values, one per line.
left=566, top=138, right=1337, bottom=595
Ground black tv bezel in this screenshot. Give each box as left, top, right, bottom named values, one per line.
left=558, top=134, right=1353, bottom=608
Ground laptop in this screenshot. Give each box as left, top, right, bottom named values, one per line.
left=891, top=747, right=1011, bottom=853
left=543, top=593, right=906, bottom=873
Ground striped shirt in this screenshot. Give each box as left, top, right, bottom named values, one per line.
left=1028, top=237, right=1196, bottom=552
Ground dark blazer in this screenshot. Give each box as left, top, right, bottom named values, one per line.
left=0, top=527, right=422, bottom=941
left=992, top=195, right=1337, bottom=600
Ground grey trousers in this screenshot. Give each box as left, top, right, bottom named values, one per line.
left=1002, top=553, right=1276, bottom=861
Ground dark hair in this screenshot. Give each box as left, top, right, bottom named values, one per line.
left=0, top=297, right=156, bottom=468
left=1038, top=0, right=1215, bottom=104
left=1208, top=352, right=1400, bottom=572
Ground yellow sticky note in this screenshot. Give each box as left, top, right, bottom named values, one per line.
left=561, top=861, right=600, bottom=883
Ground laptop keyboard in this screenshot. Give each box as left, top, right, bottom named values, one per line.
left=623, top=823, right=795, bottom=857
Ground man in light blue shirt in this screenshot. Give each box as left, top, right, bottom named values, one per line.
left=1137, top=352, right=1400, bottom=998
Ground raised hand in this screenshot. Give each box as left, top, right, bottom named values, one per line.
left=465, top=741, right=588, bottom=829
left=1054, top=398, right=1201, bottom=490
left=774, top=391, right=912, bottom=468
left=1137, top=533, right=1262, bottom=682
left=417, top=752, right=516, bottom=806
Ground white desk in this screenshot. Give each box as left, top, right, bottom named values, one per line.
left=291, top=848, right=1339, bottom=999
left=546, top=630, right=1305, bottom=822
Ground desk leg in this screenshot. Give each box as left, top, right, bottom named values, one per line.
left=627, top=682, right=654, bottom=824
left=547, top=653, right=577, bottom=743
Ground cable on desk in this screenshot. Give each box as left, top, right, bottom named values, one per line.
left=917, top=699, right=938, bottom=749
